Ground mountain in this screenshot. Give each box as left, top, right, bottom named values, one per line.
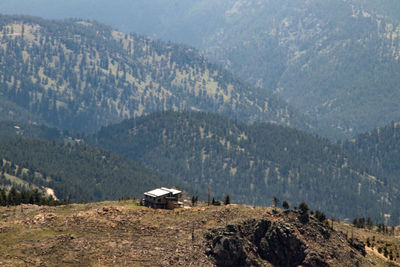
left=199, top=0, right=400, bottom=136
left=2, top=1, right=400, bottom=136
left=0, top=122, right=170, bottom=202
left=343, top=120, right=400, bottom=224
left=343, top=121, right=400, bottom=179
left=0, top=14, right=317, bottom=134
left=88, top=111, right=396, bottom=223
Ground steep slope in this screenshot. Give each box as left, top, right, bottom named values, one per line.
left=343, top=121, right=400, bottom=225
left=88, top=111, right=395, bottom=223
left=0, top=14, right=313, bottom=133
left=201, top=0, right=400, bottom=135
left=2, top=1, right=400, bottom=136
left=0, top=95, right=45, bottom=125
left=206, top=210, right=370, bottom=267
left=0, top=124, right=170, bottom=202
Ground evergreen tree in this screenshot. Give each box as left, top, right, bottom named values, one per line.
left=273, top=196, right=280, bottom=208
left=224, top=194, right=230, bottom=205
left=298, top=202, right=309, bottom=215
left=282, top=201, right=290, bottom=210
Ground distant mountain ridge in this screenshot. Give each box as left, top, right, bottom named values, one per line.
left=201, top=0, right=400, bottom=135
left=1, top=1, right=400, bottom=136
left=88, top=111, right=398, bottom=223
left=0, top=14, right=319, bottom=135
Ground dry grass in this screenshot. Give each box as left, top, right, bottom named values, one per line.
left=332, top=220, right=400, bottom=266
left=0, top=201, right=270, bottom=266
left=0, top=202, right=397, bottom=266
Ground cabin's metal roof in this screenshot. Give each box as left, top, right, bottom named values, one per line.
left=161, top=187, right=182, bottom=195
left=144, top=187, right=182, bottom=198
left=144, top=188, right=170, bottom=198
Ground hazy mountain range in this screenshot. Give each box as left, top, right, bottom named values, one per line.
left=0, top=15, right=315, bottom=133
left=2, top=0, right=400, bottom=136
left=0, top=2, right=400, bottom=225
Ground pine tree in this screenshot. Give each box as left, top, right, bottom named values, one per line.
left=282, top=200, right=290, bottom=210
left=224, top=194, right=230, bottom=205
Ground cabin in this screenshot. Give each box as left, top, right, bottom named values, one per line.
left=143, top=187, right=183, bottom=209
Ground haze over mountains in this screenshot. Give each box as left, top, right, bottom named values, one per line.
left=0, top=15, right=313, bottom=133
left=1, top=1, right=400, bottom=227
left=2, top=0, right=400, bottom=136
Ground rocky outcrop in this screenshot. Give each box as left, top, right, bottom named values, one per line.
left=205, top=211, right=371, bottom=267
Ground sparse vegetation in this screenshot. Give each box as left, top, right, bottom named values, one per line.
left=353, top=217, right=374, bottom=229
left=0, top=201, right=383, bottom=266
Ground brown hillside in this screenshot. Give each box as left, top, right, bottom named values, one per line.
left=0, top=201, right=389, bottom=266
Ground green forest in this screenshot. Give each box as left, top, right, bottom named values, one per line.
left=0, top=124, right=171, bottom=202
left=88, top=111, right=397, bottom=224
left=0, top=187, right=66, bottom=206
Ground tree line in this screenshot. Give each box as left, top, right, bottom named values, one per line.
left=0, top=187, right=66, bottom=206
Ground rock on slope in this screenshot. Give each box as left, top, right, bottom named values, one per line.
left=206, top=210, right=371, bottom=267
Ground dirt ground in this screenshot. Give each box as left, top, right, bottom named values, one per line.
left=0, top=201, right=397, bottom=266
left=0, top=201, right=270, bottom=266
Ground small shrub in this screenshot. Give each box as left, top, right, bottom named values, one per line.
left=272, top=196, right=280, bottom=208
left=224, top=194, right=230, bottom=205
left=298, top=202, right=309, bottom=215
left=366, top=237, right=370, bottom=247
left=314, top=210, right=326, bottom=223
left=282, top=201, right=290, bottom=210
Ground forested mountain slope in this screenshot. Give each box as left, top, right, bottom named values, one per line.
left=200, top=0, right=400, bottom=135
left=343, top=121, right=400, bottom=205
left=0, top=123, right=170, bottom=202
left=0, top=120, right=64, bottom=141
left=342, top=121, right=400, bottom=224
left=2, top=1, right=400, bottom=136
left=88, top=111, right=397, bottom=223
left=0, top=15, right=314, bottom=134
